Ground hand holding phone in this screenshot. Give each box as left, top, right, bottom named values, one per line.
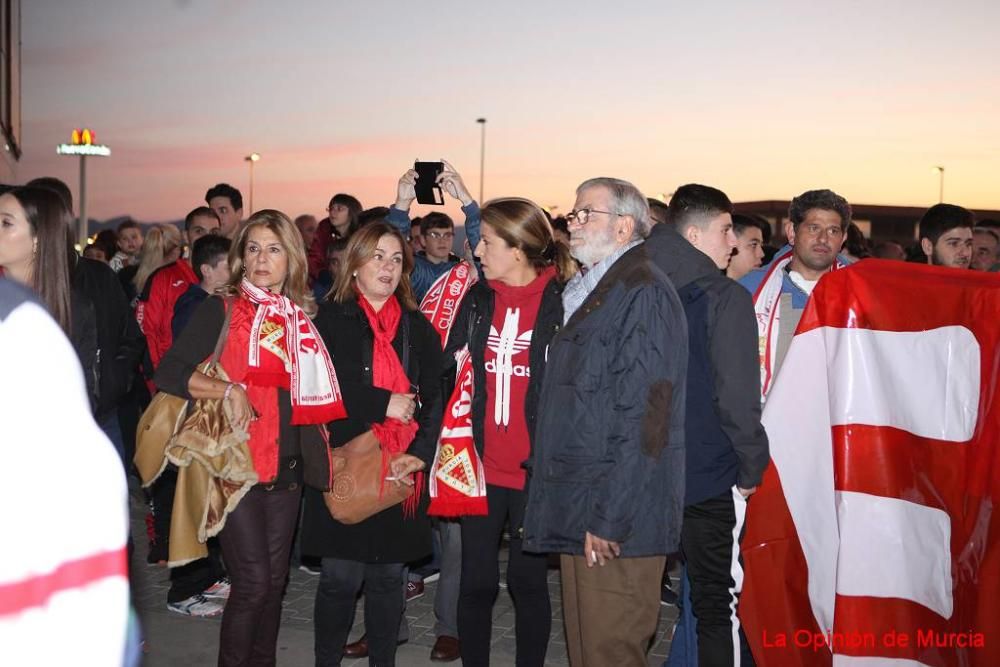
left=414, top=161, right=445, bottom=205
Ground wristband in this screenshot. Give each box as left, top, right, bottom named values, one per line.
left=223, top=382, right=246, bottom=401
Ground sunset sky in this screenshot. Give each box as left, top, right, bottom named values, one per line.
left=19, top=0, right=1000, bottom=224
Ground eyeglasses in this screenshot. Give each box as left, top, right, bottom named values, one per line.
left=426, top=231, right=454, bottom=240
left=566, top=208, right=620, bottom=226
left=799, top=223, right=845, bottom=239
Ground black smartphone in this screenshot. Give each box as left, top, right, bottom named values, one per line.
left=414, top=160, right=445, bottom=205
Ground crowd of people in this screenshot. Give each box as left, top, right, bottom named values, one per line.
left=0, top=162, right=995, bottom=667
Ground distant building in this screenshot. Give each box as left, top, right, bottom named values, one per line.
left=0, top=0, right=21, bottom=184
left=736, top=200, right=1000, bottom=245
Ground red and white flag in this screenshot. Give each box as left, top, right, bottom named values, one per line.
left=419, top=262, right=489, bottom=516
left=741, top=260, right=1000, bottom=667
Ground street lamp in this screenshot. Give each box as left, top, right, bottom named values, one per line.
left=245, top=152, right=260, bottom=214
left=932, top=166, right=945, bottom=204
left=57, top=128, right=111, bottom=250
left=476, top=118, right=486, bottom=202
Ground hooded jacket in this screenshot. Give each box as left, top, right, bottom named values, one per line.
left=644, top=224, right=769, bottom=504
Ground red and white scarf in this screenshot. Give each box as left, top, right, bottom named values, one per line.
left=751, top=247, right=846, bottom=402
left=240, top=278, right=346, bottom=424
left=356, top=292, right=422, bottom=516
left=420, top=261, right=477, bottom=345
left=422, top=262, right=488, bottom=517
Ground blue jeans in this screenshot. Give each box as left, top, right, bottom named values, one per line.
left=99, top=409, right=125, bottom=469
left=665, top=565, right=698, bottom=667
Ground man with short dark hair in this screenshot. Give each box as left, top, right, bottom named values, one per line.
left=648, top=197, right=670, bottom=226
left=665, top=184, right=737, bottom=269
left=741, top=189, right=851, bottom=399
left=110, top=219, right=144, bottom=272
left=727, top=214, right=769, bottom=280
left=971, top=228, right=998, bottom=272
left=312, top=237, right=348, bottom=302
left=872, top=240, right=906, bottom=261
left=976, top=220, right=1000, bottom=271
left=524, top=177, right=687, bottom=665
left=184, top=206, right=221, bottom=248
left=205, top=183, right=244, bottom=239
left=649, top=183, right=767, bottom=667
left=917, top=203, right=974, bottom=269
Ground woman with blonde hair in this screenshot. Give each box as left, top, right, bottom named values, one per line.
left=132, top=223, right=183, bottom=294
left=302, top=220, right=445, bottom=666
left=444, top=197, right=577, bottom=666
left=155, top=210, right=345, bottom=667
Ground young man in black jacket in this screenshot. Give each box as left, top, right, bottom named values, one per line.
left=647, top=183, right=769, bottom=667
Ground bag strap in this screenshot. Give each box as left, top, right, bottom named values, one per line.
left=209, top=296, right=236, bottom=364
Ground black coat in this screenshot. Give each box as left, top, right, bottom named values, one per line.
left=522, top=245, right=688, bottom=557
left=442, top=278, right=565, bottom=466
left=301, top=297, right=444, bottom=564
left=72, top=256, right=145, bottom=420
left=643, top=225, right=769, bottom=505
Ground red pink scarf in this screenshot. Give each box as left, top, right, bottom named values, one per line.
left=240, top=279, right=346, bottom=424
left=356, top=292, right=422, bottom=516
left=421, top=262, right=488, bottom=517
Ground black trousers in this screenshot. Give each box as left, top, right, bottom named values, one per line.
left=314, top=558, right=406, bottom=667
left=459, top=484, right=551, bottom=667
left=681, top=487, right=754, bottom=667
left=217, top=485, right=301, bottom=667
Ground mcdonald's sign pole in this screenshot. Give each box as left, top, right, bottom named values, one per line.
left=57, top=129, right=111, bottom=249
left=245, top=153, right=260, bottom=214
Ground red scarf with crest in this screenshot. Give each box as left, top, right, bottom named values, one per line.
left=421, top=262, right=488, bottom=517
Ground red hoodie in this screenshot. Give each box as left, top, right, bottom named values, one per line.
left=136, top=260, right=198, bottom=372
left=482, top=266, right=555, bottom=490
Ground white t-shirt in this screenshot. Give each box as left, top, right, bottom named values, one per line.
left=788, top=270, right=819, bottom=296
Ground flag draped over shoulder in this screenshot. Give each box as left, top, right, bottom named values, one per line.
left=741, top=260, right=1000, bottom=667
left=418, top=262, right=488, bottom=517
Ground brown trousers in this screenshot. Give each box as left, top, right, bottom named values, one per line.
left=560, top=553, right=666, bottom=667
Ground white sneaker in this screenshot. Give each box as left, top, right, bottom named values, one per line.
left=167, top=594, right=224, bottom=617
left=203, top=577, right=231, bottom=599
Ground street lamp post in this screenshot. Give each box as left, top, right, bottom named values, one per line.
left=932, top=166, right=945, bottom=204
left=245, top=152, right=260, bottom=214
left=57, top=129, right=111, bottom=250
left=476, top=118, right=486, bottom=203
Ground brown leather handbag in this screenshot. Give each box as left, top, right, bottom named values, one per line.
left=322, top=430, right=415, bottom=525
left=321, top=315, right=415, bottom=525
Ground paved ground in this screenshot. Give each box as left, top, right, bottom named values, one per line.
left=130, top=482, right=678, bottom=666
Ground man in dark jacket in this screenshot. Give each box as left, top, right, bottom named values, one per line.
left=649, top=184, right=769, bottom=667
left=523, top=177, right=687, bottom=666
